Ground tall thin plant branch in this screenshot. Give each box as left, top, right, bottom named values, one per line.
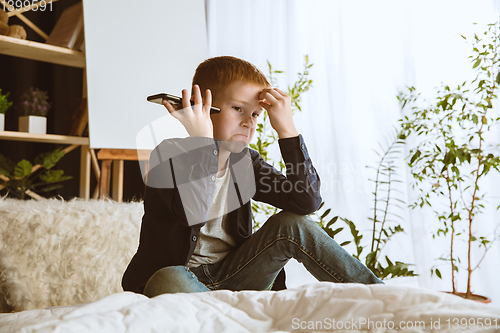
left=466, top=33, right=498, bottom=297
left=444, top=168, right=457, bottom=294
left=374, top=162, right=393, bottom=258
left=467, top=106, right=489, bottom=297
left=370, top=160, right=382, bottom=253
left=370, top=137, right=400, bottom=253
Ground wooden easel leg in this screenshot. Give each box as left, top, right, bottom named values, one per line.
left=99, top=160, right=112, bottom=200
left=112, top=160, right=124, bottom=202
left=90, top=149, right=100, bottom=199
left=80, top=145, right=91, bottom=199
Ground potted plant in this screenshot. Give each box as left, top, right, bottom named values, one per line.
left=0, top=88, right=13, bottom=131
left=398, top=22, right=500, bottom=302
left=17, top=87, right=51, bottom=134
left=0, top=148, right=72, bottom=200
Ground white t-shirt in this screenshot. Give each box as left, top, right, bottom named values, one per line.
left=187, top=165, right=236, bottom=268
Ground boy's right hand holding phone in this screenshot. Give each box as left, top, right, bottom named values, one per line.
left=163, top=85, right=214, bottom=139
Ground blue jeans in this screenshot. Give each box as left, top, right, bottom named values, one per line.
left=143, top=211, right=382, bottom=297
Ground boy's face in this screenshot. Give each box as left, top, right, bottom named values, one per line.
left=210, top=81, right=265, bottom=151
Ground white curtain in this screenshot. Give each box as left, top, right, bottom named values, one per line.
left=206, top=0, right=500, bottom=306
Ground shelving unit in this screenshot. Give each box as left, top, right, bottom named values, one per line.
left=0, top=130, right=89, bottom=145
left=0, top=2, right=91, bottom=199
left=0, top=35, right=85, bottom=68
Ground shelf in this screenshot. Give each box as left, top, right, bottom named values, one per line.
left=0, top=35, right=85, bottom=68
left=0, top=131, right=89, bottom=145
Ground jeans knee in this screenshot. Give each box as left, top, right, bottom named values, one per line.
left=269, top=211, right=314, bottom=232
left=144, top=266, right=192, bottom=297
left=152, top=265, right=189, bottom=280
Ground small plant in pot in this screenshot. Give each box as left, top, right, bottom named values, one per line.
left=0, top=147, right=72, bottom=200
left=398, top=22, right=500, bottom=302
left=0, top=88, right=13, bottom=131
left=17, top=87, right=51, bottom=134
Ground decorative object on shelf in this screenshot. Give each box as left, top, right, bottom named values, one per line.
left=8, top=25, right=27, bottom=40
left=0, top=8, right=9, bottom=35
left=0, top=8, right=27, bottom=39
left=46, top=2, right=84, bottom=50
left=0, top=22, right=8, bottom=35
left=0, top=8, right=7, bottom=23
left=18, top=115, right=46, bottom=134
left=0, top=148, right=72, bottom=200
left=17, top=87, right=51, bottom=134
left=398, top=22, right=500, bottom=301
left=0, top=88, right=13, bottom=131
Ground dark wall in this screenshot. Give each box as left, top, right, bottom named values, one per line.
left=0, top=1, right=145, bottom=201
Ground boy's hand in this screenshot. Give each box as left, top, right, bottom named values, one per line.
left=259, top=88, right=299, bottom=139
left=163, top=85, right=214, bottom=138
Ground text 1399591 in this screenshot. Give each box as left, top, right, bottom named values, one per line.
left=2, top=1, right=53, bottom=12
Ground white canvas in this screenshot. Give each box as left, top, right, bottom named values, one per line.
left=82, top=0, right=208, bottom=149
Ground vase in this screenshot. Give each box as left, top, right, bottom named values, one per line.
left=0, top=113, right=4, bottom=131
left=18, top=116, right=47, bottom=134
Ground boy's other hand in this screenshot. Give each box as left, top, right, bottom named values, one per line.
left=259, top=88, right=299, bottom=139
left=163, top=85, right=214, bottom=138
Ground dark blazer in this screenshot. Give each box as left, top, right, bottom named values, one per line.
left=122, top=134, right=321, bottom=294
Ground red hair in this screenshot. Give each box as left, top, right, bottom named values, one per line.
left=192, top=56, right=270, bottom=98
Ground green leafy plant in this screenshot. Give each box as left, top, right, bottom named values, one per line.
left=313, top=131, right=417, bottom=280
left=251, top=57, right=414, bottom=280
left=17, top=87, right=51, bottom=117
left=250, top=55, right=313, bottom=230
left=313, top=205, right=349, bottom=246
left=0, top=88, right=13, bottom=115
left=398, top=22, right=500, bottom=298
left=363, top=131, right=415, bottom=278
left=0, top=148, right=72, bottom=199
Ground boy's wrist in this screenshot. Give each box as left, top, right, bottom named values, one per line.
left=189, top=131, right=213, bottom=138
left=277, top=128, right=299, bottom=139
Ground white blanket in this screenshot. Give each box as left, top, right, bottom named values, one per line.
left=1, top=283, right=498, bottom=333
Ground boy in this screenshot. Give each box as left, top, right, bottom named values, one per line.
left=122, top=56, right=381, bottom=296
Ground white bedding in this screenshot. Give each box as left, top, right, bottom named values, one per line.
left=1, top=283, right=499, bottom=333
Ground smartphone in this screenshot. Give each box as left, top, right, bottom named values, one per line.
left=147, top=93, right=221, bottom=114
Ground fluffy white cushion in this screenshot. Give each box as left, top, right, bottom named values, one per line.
left=0, top=198, right=143, bottom=312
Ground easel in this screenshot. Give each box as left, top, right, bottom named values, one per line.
left=95, top=149, right=151, bottom=202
